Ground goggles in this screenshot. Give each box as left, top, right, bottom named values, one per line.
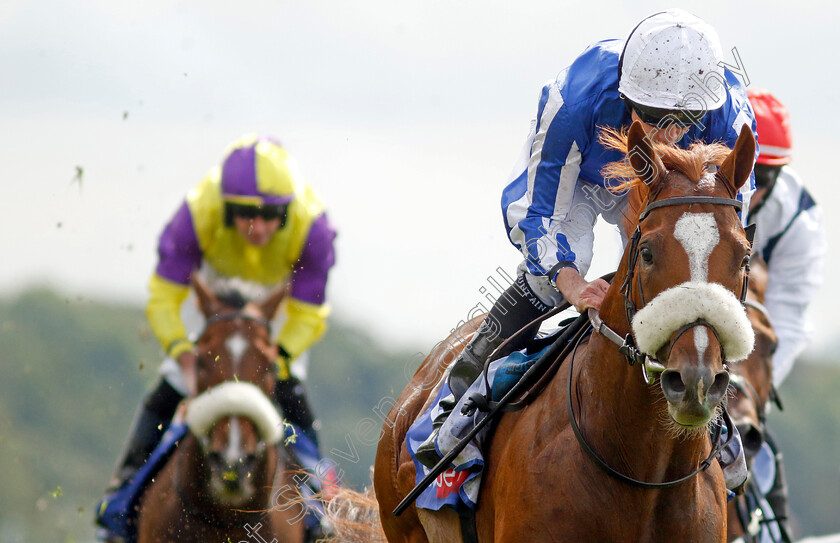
left=753, top=164, right=781, bottom=190
left=629, top=100, right=704, bottom=129
left=227, top=203, right=288, bottom=223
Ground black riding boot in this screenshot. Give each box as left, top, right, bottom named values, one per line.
left=764, top=433, right=793, bottom=542
left=415, top=273, right=554, bottom=469
left=273, top=376, right=320, bottom=450
left=104, top=379, right=183, bottom=492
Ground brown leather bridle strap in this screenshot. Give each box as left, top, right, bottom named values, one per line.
left=638, top=196, right=743, bottom=222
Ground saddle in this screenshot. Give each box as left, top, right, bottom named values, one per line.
left=462, top=312, right=590, bottom=416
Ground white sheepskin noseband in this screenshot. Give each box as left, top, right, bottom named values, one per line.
left=631, top=282, right=754, bottom=362
left=186, top=381, right=282, bottom=445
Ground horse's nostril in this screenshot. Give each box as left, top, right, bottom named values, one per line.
left=208, top=451, right=224, bottom=466
left=708, top=372, right=730, bottom=400
left=662, top=372, right=685, bottom=394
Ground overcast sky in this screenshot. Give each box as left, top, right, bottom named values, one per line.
left=2, top=0, right=838, bottom=353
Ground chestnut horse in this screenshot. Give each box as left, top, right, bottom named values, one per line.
left=136, top=278, right=305, bottom=543
left=726, top=256, right=784, bottom=543
left=344, top=121, right=759, bottom=543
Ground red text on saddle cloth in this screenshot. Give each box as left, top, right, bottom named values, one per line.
left=435, top=469, right=470, bottom=499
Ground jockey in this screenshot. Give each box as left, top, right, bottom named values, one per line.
left=97, top=135, right=336, bottom=513
left=745, top=88, right=826, bottom=539
left=416, top=8, right=757, bottom=489
left=746, top=88, right=826, bottom=388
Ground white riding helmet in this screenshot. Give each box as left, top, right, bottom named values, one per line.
left=618, top=9, right=727, bottom=112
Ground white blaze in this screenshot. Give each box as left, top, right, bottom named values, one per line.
left=673, top=213, right=720, bottom=360
left=673, top=213, right=719, bottom=282
left=225, top=333, right=248, bottom=372
left=225, top=417, right=243, bottom=464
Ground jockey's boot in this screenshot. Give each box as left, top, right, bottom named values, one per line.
left=273, top=376, right=320, bottom=451
left=764, top=434, right=793, bottom=542
left=413, top=323, right=501, bottom=469
left=414, top=271, right=554, bottom=469
left=98, top=379, right=182, bottom=498
left=716, top=414, right=749, bottom=493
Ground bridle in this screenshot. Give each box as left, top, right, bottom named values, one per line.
left=197, top=310, right=276, bottom=373
left=178, top=310, right=281, bottom=527
left=591, top=193, right=751, bottom=382
left=202, top=310, right=272, bottom=334
left=571, top=193, right=749, bottom=488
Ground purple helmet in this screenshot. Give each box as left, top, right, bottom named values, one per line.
left=220, top=135, right=298, bottom=206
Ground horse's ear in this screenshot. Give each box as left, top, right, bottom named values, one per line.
left=627, top=121, right=665, bottom=189
left=718, top=124, right=756, bottom=193
left=259, top=283, right=288, bottom=320
left=192, top=274, right=221, bottom=317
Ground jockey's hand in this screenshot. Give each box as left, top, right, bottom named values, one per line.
left=275, top=344, right=293, bottom=381
left=555, top=267, right=610, bottom=313
left=177, top=350, right=198, bottom=397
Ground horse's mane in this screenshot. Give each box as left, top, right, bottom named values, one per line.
left=599, top=127, right=732, bottom=234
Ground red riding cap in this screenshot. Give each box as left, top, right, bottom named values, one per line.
left=747, top=88, right=793, bottom=166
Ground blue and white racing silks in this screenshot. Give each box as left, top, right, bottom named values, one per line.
left=501, top=39, right=758, bottom=280
left=750, top=167, right=827, bottom=388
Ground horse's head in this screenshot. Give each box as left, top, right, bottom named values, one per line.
left=186, top=276, right=287, bottom=504
left=730, top=256, right=777, bottom=461
left=193, top=276, right=286, bottom=395
left=601, top=121, right=756, bottom=431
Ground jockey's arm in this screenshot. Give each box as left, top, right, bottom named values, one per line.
left=275, top=213, right=336, bottom=372
left=504, top=79, right=612, bottom=312
left=146, top=201, right=203, bottom=356
left=146, top=274, right=193, bottom=358
left=763, top=205, right=827, bottom=388
left=554, top=266, right=610, bottom=312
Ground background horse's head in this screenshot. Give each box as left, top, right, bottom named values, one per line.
left=729, top=255, right=777, bottom=461
left=601, top=121, right=756, bottom=432
left=185, top=276, right=287, bottom=505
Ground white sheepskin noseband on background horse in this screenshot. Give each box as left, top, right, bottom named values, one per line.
left=186, top=381, right=283, bottom=445
left=631, top=281, right=754, bottom=362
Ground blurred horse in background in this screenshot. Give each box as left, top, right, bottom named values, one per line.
left=727, top=256, right=787, bottom=543
left=136, top=277, right=305, bottom=543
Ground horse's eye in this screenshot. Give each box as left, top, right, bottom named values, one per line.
left=741, top=254, right=751, bottom=269
left=640, top=246, right=653, bottom=264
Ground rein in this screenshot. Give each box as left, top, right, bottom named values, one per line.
left=566, top=324, right=733, bottom=488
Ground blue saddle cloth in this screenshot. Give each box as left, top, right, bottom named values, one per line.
left=406, top=346, right=548, bottom=511
left=96, top=423, right=188, bottom=542
left=96, top=422, right=327, bottom=542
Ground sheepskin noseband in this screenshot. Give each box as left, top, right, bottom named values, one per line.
left=631, top=281, right=754, bottom=362
left=186, top=381, right=282, bottom=445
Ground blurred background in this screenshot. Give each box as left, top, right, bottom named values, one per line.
left=1, top=1, right=838, bottom=541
